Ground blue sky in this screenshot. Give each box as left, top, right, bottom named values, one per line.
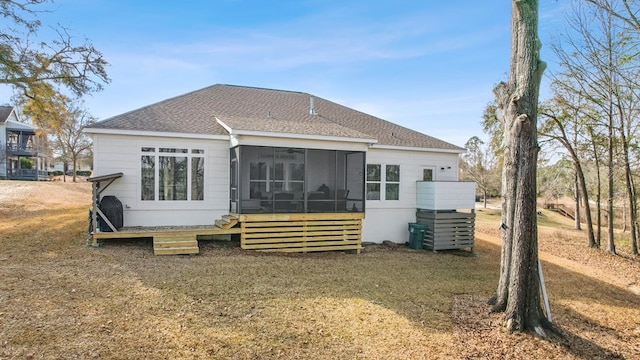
left=1, top=0, right=568, bottom=147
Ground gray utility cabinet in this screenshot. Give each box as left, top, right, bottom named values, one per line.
left=416, top=209, right=475, bottom=251
left=415, top=181, right=476, bottom=251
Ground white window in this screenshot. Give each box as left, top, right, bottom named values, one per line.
left=385, top=164, right=400, bottom=200
left=366, top=164, right=381, bottom=200
left=141, top=147, right=205, bottom=201
left=366, top=164, right=400, bottom=201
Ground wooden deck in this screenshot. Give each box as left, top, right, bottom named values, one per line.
left=90, top=212, right=364, bottom=255
left=91, top=218, right=242, bottom=256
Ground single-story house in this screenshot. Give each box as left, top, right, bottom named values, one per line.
left=84, top=84, right=475, bottom=254
left=0, top=105, right=49, bottom=181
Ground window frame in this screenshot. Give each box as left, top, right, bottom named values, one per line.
left=140, top=146, right=205, bottom=202
left=366, top=164, right=381, bottom=200
left=385, top=164, right=400, bottom=201
left=366, top=163, right=400, bottom=201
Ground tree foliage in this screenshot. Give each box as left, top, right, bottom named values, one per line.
left=585, top=0, right=640, bottom=32
left=51, top=100, right=94, bottom=182
left=539, top=85, right=597, bottom=246
left=1, top=0, right=109, bottom=127
left=460, top=136, right=500, bottom=207
left=544, top=0, right=640, bottom=255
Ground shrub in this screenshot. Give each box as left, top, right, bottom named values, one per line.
left=20, top=158, right=34, bottom=169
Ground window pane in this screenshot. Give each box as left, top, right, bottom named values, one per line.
left=423, top=169, right=433, bottom=181
left=273, top=182, right=285, bottom=192
left=289, top=182, right=304, bottom=193
left=386, top=165, right=400, bottom=182
left=141, top=147, right=155, bottom=152
left=366, top=183, right=380, bottom=200
left=367, top=164, right=381, bottom=181
left=386, top=183, right=399, bottom=200
left=160, top=148, right=188, bottom=153
left=191, top=157, right=204, bottom=200
left=141, top=156, right=155, bottom=200
left=159, top=156, right=187, bottom=200
left=289, top=163, right=304, bottom=181
left=250, top=182, right=267, bottom=198
left=192, top=149, right=204, bottom=154
left=250, top=162, right=268, bottom=180
left=274, top=163, right=284, bottom=180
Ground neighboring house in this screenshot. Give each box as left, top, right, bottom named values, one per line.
left=84, top=84, right=474, bottom=249
left=0, top=106, right=49, bottom=181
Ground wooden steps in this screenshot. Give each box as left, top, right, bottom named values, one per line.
left=153, top=234, right=199, bottom=255
left=214, top=214, right=239, bottom=230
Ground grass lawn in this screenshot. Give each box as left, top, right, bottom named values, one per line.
left=1, top=181, right=638, bottom=359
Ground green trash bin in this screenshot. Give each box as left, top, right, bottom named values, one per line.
left=408, top=223, right=427, bottom=249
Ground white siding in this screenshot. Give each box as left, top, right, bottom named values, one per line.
left=363, top=148, right=460, bottom=243
left=416, top=181, right=476, bottom=210
left=92, top=133, right=230, bottom=227
left=91, top=133, right=464, bottom=239
left=362, top=208, right=416, bottom=243
left=0, top=123, right=6, bottom=177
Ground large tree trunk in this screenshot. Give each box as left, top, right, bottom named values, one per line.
left=605, top=10, right=617, bottom=255
left=588, top=126, right=602, bottom=248
left=618, top=112, right=639, bottom=255
left=483, top=189, right=488, bottom=209
left=565, top=146, right=595, bottom=247
left=574, top=173, right=581, bottom=230
left=575, top=163, right=596, bottom=247
left=489, top=0, right=550, bottom=335
left=623, top=149, right=639, bottom=255
left=72, top=154, right=78, bottom=183
left=606, top=126, right=615, bottom=255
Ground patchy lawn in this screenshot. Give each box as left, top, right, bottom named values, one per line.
left=0, top=181, right=638, bottom=359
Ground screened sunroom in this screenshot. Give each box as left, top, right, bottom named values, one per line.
left=230, top=146, right=365, bottom=214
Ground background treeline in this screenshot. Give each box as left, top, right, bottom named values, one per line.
left=460, top=0, right=640, bottom=256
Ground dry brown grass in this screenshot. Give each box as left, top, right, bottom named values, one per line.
left=0, top=181, right=638, bottom=359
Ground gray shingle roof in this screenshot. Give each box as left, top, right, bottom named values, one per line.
left=86, top=84, right=463, bottom=151
left=0, top=106, right=14, bottom=123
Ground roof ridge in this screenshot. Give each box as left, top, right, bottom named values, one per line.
left=94, top=84, right=310, bottom=124
left=218, top=84, right=307, bottom=95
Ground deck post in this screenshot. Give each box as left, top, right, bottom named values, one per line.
left=90, top=181, right=99, bottom=245
left=86, top=172, right=124, bottom=245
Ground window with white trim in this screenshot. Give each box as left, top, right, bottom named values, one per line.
left=385, top=164, right=400, bottom=200
left=366, top=163, right=400, bottom=201
left=366, top=164, right=381, bottom=200
left=141, top=147, right=205, bottom=201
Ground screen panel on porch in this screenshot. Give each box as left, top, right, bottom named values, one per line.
left=232, top=146, right=364, bottom=214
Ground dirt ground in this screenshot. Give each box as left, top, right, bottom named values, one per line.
left=0, top=181, right=638, bottom=359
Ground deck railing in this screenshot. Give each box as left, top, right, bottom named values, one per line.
left=416, top=181, right=476, bottom=210
left=6, top=143, right=39, bottom=156
left=7, top=169, right=49, bottom=180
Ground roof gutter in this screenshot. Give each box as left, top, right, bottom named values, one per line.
left=83, top=127, right=230, bottom=140
left=369, top=144, right=466, bottom=154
